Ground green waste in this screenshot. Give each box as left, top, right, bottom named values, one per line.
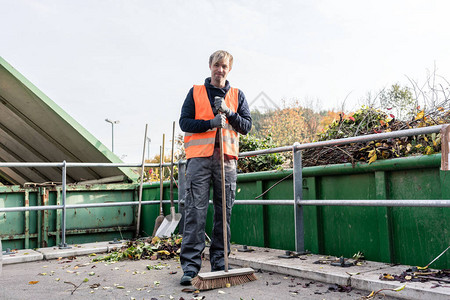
left=92, top=235, right=182, bottom=263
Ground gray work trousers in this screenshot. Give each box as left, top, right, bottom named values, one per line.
left=180, top=147, right=237, bottom=274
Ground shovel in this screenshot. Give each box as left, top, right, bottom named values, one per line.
left=135, top=124, right=148, bottom=237
left=152, top=136, right=165, bottom=237
left=156, top=121, right=182, bottom=237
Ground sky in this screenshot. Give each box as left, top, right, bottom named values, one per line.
left=2, top=0, right=450, bottom=162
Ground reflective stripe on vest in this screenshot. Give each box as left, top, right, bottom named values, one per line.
left=184, top=85, right=239, bottom=159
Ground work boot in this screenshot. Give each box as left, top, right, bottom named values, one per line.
left=180, top=271, right=197, bottom=286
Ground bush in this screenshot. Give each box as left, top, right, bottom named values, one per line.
left=238, top=134, right=285, bottom=173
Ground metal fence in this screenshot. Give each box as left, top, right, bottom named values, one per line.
left=1, top=124, right=450, bottom=252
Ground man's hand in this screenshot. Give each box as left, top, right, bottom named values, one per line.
left=210, top=114, right=226, bottom=128
left=214, top=96, right=232, bottom=116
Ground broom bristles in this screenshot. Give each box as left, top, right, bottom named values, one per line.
left=192, top=272, right=257, bottom=290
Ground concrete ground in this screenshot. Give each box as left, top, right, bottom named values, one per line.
left=0, top=241, right=448, bottom=300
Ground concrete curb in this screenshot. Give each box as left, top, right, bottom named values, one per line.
left=2, top=240, right=127, bottom=264
left=2, top=249, right=43, bottom=265
left=224, top=245, right=450, bottom=300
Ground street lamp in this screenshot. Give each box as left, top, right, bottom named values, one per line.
left=105, top=118, right=120, bottom=152
left=147, top=137, right=151, bottom=160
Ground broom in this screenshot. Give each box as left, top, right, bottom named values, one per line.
left=192, top=125, right=257, bottom=290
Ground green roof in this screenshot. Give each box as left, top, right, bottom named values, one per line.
left=0, top=57, right=138, bottom=185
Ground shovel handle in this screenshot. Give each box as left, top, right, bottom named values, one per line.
left=159, top=134, right=165, bottom=215
left=170, top=121, right=175, bottom=208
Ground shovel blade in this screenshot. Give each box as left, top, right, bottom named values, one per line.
left=155, top=213, right=182, bottom=238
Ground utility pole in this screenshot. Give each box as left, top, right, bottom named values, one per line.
left=147, top=137, right=151, bottom=160
left=105, top=118, right=120, bottom=152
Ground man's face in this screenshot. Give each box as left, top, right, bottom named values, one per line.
left=210, top=58, right=231, bottom=86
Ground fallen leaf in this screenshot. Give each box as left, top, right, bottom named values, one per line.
left=218, top=290, right=226, bottom=294
left=38, top=273, right=47, bottom=276
left=116, top=285, right=125, bottom=289
left=415, top=110, right=425, bottom=120
left=368, top=153, right=377, bottom=164
left=88, top=272, right=95, bottom=276
left=393, top=284, right=406, bottom=292
left=181, top=288, right=195, bottom=293
left=83, top=278, right=89, bottom=282
left=28, top=281, right=39, bottom=285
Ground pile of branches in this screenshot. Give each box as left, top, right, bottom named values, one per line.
left=92, top=235, right=182, bottom=263
left=302, top=106, right=448, bottom=167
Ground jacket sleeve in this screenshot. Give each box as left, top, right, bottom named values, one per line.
left=179, top=88, right=212, bottom=133
left=227, top=90, right=252, bottom=135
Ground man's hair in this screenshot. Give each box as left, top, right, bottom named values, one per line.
left=209, top=50, right=233, bottom=68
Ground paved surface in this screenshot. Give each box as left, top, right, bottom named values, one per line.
left=0, top=241, right=448, bottom=299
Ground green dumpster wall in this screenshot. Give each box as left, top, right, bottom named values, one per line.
left=0, top=184, right=136, bottom=250
left=1, top=154, right=449, bottom=269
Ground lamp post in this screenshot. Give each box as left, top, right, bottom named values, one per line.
left=147, top=137, right=151, bottom=160
left=105, top=118, right=120, bottom=153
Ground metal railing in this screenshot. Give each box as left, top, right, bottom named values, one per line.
left=1, top=124, right=450, bottom=252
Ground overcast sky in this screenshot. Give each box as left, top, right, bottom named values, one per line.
left=2, top=0, right=450, bottom=162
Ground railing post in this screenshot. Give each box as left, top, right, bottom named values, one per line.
left=440, top=124, right=450, bottom=170
left=293, top=142, right=305, bottom=253
left=59, top=160, right=71, bottom=249
left=177, top=161, right=186, bottom=235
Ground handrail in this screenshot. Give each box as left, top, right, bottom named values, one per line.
left=0, top=124, right=449, bottom=252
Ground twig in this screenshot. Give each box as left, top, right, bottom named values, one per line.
left=254, top=173, right=293, bottom=200
left=64, top=280, right=85, bottom=295
left=424, top=245, right=450, bottom=268
left=325, top=146, right=354, bottom=162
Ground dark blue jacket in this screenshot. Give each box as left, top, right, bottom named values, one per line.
left=179, top=78, right=252, bottom=135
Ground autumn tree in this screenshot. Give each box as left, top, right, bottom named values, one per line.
left=254, top=100, right=325, bottom=146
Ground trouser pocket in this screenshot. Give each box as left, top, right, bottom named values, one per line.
left=227, top=182, right=236, bottom=209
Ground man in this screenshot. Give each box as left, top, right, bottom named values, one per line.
left=179, top=50, right=252, bottom=285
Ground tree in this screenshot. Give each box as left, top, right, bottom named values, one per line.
left=254, top=100, right=324, bottom=146
left=379, top=84, right=415, bottom=121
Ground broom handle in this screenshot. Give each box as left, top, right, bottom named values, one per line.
left=219, top=126, right=228, bottom=272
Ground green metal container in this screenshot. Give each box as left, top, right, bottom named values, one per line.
left=1, top=154, right=448, bottom=269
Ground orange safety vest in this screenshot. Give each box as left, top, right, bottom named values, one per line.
left=184, top=85, right=239, bottom=159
